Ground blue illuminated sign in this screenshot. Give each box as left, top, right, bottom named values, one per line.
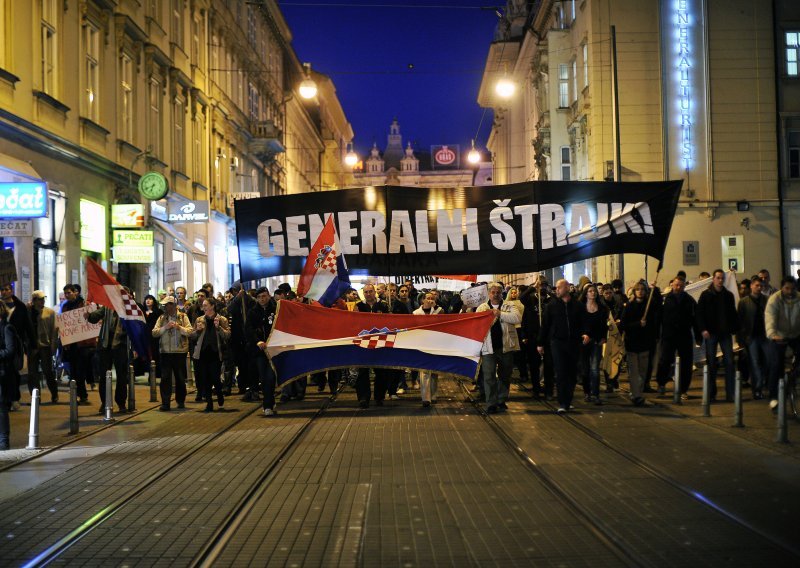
left=675, top=0, right=693, bottom=171
left=0, top=182, right=48, bottom=218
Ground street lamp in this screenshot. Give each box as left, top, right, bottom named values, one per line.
left=467, top=140, right=481, bottom=164
left=344, top=143, right=358, bottom=167
left=495, top=75, right=515, bottom=99
left=298, top=63, right=318, bottom=99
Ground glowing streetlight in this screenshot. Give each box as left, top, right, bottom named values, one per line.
left=298, top=63, right=318, bottom=99
left=344, top=143, right=358, bottom=167
left=495, top=76, right=515, bottom=99
left=467, top=140, right=481, bottom=164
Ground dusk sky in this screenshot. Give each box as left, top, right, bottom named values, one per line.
left=280, top=0, right=500, bottom=160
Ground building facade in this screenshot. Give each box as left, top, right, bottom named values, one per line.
left=479, top=0, right=789, bottom=287
left=0, top=0, right=352, bottom=303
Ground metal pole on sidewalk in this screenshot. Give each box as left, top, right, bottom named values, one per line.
left=104, top=370, right=114, bottom=422
left=149, top=360, right=158, bottom=402
left=69, top=380, right=79, bottom=435
left=702, top=365, right=711, bottom=417
left=26, top=388, right=40, bottom=450
left=187, top=352, right=193, bottom=387
left=777, top=376, right=788, bottom=443
left=673, top=355, right=681, bottom=404
left=128, top=364, right=136, bottom=412
left=733, top=370, right=743, bottom=428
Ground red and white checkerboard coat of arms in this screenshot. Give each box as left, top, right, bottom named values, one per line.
left=120, top=289, right=144, bottom=319
left=353, top=327, right=399, bottom=349
left=314, top=244, right=337, bottom=275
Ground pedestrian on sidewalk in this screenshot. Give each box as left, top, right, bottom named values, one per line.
left=620, top=281, right=657, bottom=406
left=765, top=276, right=800, bottom=411
left=697, top=269, right=739, bottom=402
left=192, top=299, right=230, bottom=412
left=478, top=282, right=522, bottom=414
left=27, top=290, right=58, bottom=403
left=737, top=276, right=770, bottom=400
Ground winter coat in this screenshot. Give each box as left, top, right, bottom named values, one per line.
left=152, top=312, right=193, bottom=354
left=696, top=285, right=738, bottom=336
left=477, top=300, right=522, bottom=355
left=246, top=303, right=276, bottom=353
left=87, top=306, right=125, bottom=350
left=30, top=306, right=57, bottom=349
left=192, top=314, right=231, bottom=361
left=582, top=303, right=609, bottom=343
left=4, top=296, right=33, bottom=352
left=538, top=297, right=584, bottom=345
left=765, top=291, right=800, bottom=340
left=660, top=291, right=698, bottom=342
left=0, top=320, right=20, bottom=403
left=620, top=299, right=657, bottom=353
left=737, top=293, right=768, bottom=344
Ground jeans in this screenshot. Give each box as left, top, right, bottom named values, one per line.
left=481, top=351, right=514, bottom=409
left=767, top=336, right=800, bottom=400
left=356, top=368, right=387, bottom=403
left=550, top=340, right=580, bottom=409
left=746, top=336, right=770, bottom=394
left=525, top=341, right=554, bottom=397
left=704, top=333, right=735, bottom=400
left=28, top=346, right=57, bottom=399
left=656, top=334, right=695, bottom=394
left=580, top=342, right=603, bottom=398
left=160, top=352, right=188, bottom=407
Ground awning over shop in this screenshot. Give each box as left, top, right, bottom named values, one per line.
left=0, top=153, right=43, bottom=182
left=152, top=219, right=207, bottom=257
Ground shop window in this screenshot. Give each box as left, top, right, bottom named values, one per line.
left=791, top=248, right=800, bottom=279
left=120, top=53, right=134, bottom=142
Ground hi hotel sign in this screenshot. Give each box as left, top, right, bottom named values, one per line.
left=663, top=0, right=710, bottom=196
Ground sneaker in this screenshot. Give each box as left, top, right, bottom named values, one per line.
left=657, top=386, right=666, bottom=396
left=556, top=407, right=566, bottom=414
left=422, top=400, right=431, bottom=408
left=769, top=399, right=778, bottom=411
left=389, top=394, right=399, bottom=400
left=264, top=408, right=276, bottom=416
left=396, top=388, right=405, bottom=395
left=681, top=393, right=689, bottom=401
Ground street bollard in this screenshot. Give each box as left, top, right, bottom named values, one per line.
left=149, top=360, right=158, bottom=402
left=702, top=365, right=711, bottom=417
left=777, top=376, right=788, bottom=443
left=69, top=380, right=79, bottom=435
left=186, top=352, right=193, bottom=387
left=26, top=389, right=40, bottom=450
left=104, top=371, right=114, bottom=422
left=673, top=355, right=681, bottom=405
left=734, top=370, right=744, bottom=428
left=128, top=364, right=136, bottom=412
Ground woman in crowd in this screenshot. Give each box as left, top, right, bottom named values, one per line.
left=620, top=281, right=657, bottom=406
left=0, top=302, right=21, bottom=450
left=580, top=284, right=608, bottom=404
left=192, top=298, right=231, bottom=412
left=143, top=294, right=162, bottom=377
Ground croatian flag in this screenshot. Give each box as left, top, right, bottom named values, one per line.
left=85, top=258, right=150, bottom=361
left=266, top=301, right=494, bottom=385
left=296, top=215, right=351, bottom=307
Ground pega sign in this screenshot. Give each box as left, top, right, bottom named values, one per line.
left=235, top=181, right=683, bottom=280
left=0, top=182, right=48, bottom=218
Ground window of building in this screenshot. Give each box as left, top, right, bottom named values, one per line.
left=83, top=22, right=100, bottom=121
left=191, top=13, right=204, bottom=68
left=571, top=59, right=578, bottom=103
left=561, top=146, right=571, bottom=181
left=787, top=32, right=799, bottom=76
left=149, top=0, right=163, bottom=24
left=173, top=96, right=185, bottom=172
left=171, top=0, right=183, bottom=48
left=791, top=248, right=800, bottom=278
left=247, top=82, right=259, bottom=121
left=247, top=4, right=257, bottom=46
left=583, top=43, right=589, bottom=89
left=789, top=131, right=800, bottom=178
left=41, top=0, right=58, bottom=95
left=558, top=64, right=569, bottom=108
left=120, top=53, right=134, bottom=142
left=149, top=77, right=162, bottom=158
left=192, top=113, right=205, bottom=182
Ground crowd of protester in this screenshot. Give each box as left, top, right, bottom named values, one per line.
left=0, top=266, right=798, bottom=450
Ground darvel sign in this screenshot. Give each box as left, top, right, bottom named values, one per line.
left=168, top=200, right=209, bottom=223
left=0, top=182, right=48, bottom=218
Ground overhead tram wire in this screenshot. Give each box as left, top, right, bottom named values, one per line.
left=278, top=2, right=504, bottom=10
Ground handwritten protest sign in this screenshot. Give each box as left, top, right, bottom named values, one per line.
left=459, top=283, right=488, bottom=308
left=57, top=304, right=101, bottom=346
left=0, top=249, right=17, bottom=286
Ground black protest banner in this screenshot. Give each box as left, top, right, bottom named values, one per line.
left=235, top=180, right=682, bottom=281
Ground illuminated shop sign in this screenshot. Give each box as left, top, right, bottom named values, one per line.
left=80, top=199, right=106, bottom=253
left=675, top=0, right=692, bottom=171
left=111, top=204, right=145, bottom=228
left=0, top=182, right=48, bottom=218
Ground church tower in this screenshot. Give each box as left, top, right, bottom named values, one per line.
left=400, top=142, right=419, bottom=173
left=365, top=142, right=384, bottom=173
left=382, top=118, right=405, bottom=170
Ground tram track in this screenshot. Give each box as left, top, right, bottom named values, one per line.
left=461, top=377, right=800, bottom=563
left=16, top=385, right=343, bottom=568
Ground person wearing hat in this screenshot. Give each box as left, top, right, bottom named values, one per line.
left=151, top=296, right=193, bottom=411
left=27, top=291, right=58, bottom=403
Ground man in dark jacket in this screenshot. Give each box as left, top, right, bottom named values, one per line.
left=737, top=276, right=769, bottom=399
left=61, top=284, right=93, bottom=404
left=655, top=277, right=698, bottom=398
left=246, top=287, right=278, bottom=416
left=1, top=283, right=34, bottom=409
left=696, top=269, right=739, bottom=401
left=537, top=279, right=585, bottom=413
left=86, top=304, right=129, bottom=413
left=521, top=277, right=555, bottom=399
left=228, top=285, right=257, bottom=400
left=355, top=284, right=389, bottom=408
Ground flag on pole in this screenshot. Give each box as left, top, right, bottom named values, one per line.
left=266, top=301, right=494, bottom=386
left=296, top=215, right=351, bottom=307
left=85, top=257, right=150, bottom=361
